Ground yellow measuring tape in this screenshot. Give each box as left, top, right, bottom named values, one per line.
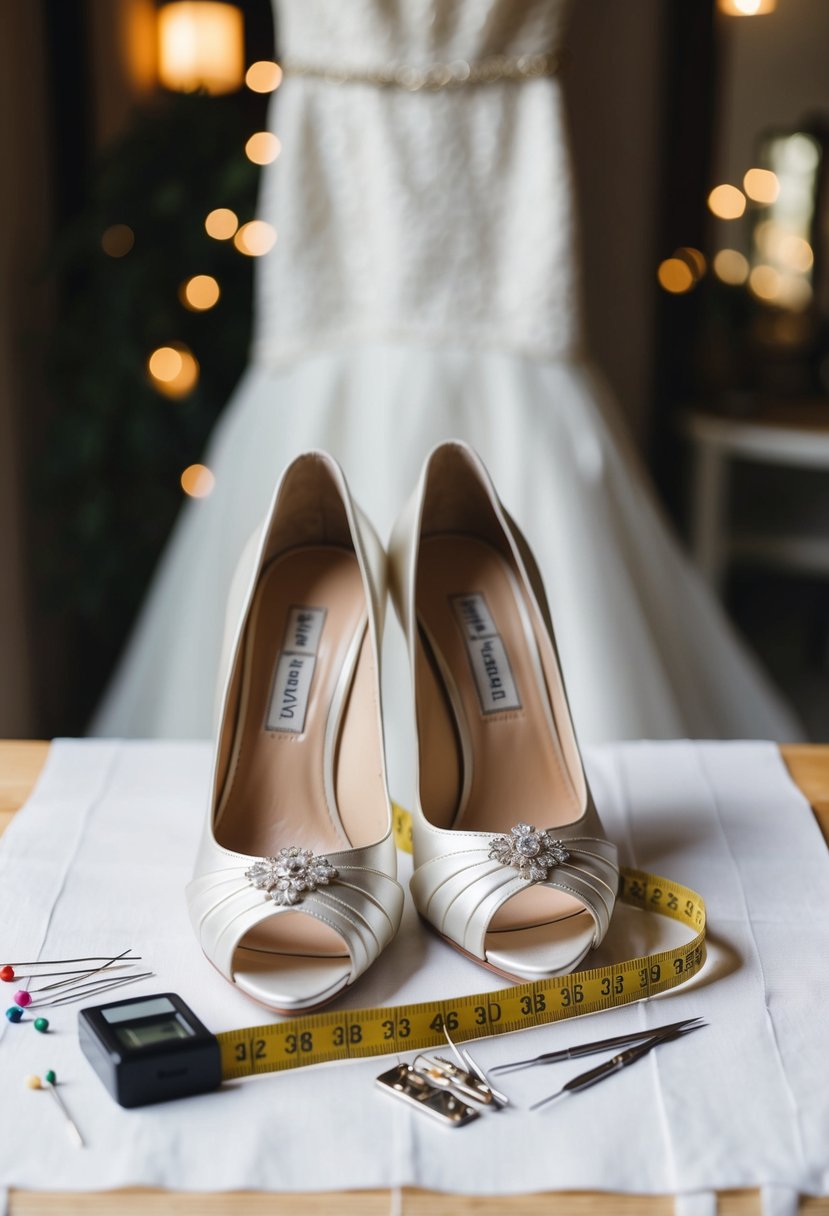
left=218, top=807, right=707, bottom=1080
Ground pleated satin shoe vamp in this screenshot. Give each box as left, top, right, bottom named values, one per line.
left=187, top=832, right=404, bottom=1002
left=409, top=805, right=619, bottom=966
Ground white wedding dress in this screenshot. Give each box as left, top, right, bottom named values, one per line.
left=92, top=0, right=799, bottom=786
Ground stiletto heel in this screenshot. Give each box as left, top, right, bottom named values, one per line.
left=389, top=441, right=618, bottom=982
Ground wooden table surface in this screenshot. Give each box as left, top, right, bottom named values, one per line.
left=1, top=740, right=828, bottom=1216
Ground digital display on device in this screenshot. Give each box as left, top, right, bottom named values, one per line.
left=115, top=1016, right=193, bottom=1049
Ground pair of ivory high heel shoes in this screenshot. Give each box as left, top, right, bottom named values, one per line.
left=186, top=442, right=619, bottom=1014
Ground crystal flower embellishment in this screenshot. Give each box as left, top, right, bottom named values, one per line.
left=245, top=847, right=338, bottom=907
left=488, top=823, right=570, bottom=882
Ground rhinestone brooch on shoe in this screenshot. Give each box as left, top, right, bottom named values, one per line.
left=489, top=823, right=570, bottom=882
left=245, top=847, right=338, bottom=907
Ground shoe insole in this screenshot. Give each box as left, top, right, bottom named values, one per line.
left=416, top=535, right=591, bottom=939
left=216, top=546, right=383, bottom=985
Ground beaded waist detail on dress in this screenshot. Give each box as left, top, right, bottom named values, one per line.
left=280, top=50, right=564, bottom=91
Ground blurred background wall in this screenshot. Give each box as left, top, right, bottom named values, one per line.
left=568, top=0, right=665, bottom=447
left=0, top=2, right=52, bottom=736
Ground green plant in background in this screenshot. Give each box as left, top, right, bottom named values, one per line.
left=41, top=91, right=261, bottom=729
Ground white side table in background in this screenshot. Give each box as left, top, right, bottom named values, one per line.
left=682, top=403, right=829, bottom=592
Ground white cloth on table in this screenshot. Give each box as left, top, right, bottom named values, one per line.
left=0, top=739, right=826, bottom=1214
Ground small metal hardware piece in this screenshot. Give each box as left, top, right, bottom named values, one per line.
left=375, top=1062, right=480, bottom=1127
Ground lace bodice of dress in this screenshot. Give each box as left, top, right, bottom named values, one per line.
left=277, top=0, right=567, bottom=70
left=254, top=0, right=582, bottom=365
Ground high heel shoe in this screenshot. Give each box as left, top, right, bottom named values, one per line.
left=388, top=441, right=618, bottom=983
left=186, top=452, right=404, bottom=1013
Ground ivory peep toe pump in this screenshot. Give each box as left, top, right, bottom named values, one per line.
left=388, top=441, right=619, bottom=983
left=186, top=452, right=404, bottom=1013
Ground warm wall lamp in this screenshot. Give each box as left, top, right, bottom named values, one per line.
left=716, top=0, right=777, bottom=15
left=157, top=1, right=245, bottom=95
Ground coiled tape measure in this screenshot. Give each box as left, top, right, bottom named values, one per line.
left=79, top=806, right=706, bottom=1105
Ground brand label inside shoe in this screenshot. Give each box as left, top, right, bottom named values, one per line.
left=284, top=606, right=326, bottom=655
left=451, top=593, right=521, bottom=715
left=453, top=592, right=498, bottom=641
left=266, top=605, right=326, bottom=733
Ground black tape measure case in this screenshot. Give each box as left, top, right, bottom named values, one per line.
left=78, top=992, right=221, bottom=1108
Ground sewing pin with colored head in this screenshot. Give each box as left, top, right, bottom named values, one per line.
left=25, top=1071, right=85, bottom=1148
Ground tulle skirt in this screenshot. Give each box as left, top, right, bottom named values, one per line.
left=92, top=342, right=799, bottom=802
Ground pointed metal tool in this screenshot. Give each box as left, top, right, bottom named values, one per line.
left=531, top=1020, right=707, bottom=1111
left=491, top=1016, right=705, bottom=1075
left=44, top=1075, right=85, bottom=1148
left=25, top=949, right=137, bottom=995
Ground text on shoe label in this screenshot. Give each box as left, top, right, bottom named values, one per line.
left=284, top=606, right=326, bottom=654
left=451, top=593, right=521, bottom=714
left=266, top=605, right=326, bottom=733
left=267, top=654, right=317, bottom=732
left=452, top=592, right=498, bottom=641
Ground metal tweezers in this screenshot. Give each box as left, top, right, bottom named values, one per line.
left=490, top=1015, right=705, bottom=1075
left=529, top=1017, right=707, bottom=1111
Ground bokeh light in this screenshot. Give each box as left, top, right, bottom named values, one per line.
left=148, top=347, right=183, bottom=382
left=101, top=224, right=135, bottom=258
left=755, top=223, right=814, bottom=273
left=181, top=464, right=216, bottom=498
left=717, top=0, right=776, bottom=13
left=748, top=264, right=782, bottom=301
left=713, top=249, right=750, bottom=285
left=676, top=246, right=707, bottom=280
left=657, top=258, right=695, bottom=294
left=778, top=235, right=813, bottom=274
left=148, top=344, right=200, bottom=398
left=743, top=168, right=780, bottom=204
left=780, top=133, right=820, bottom=174
left=180, top=274, right=221, bottom=311
left=245, top=132, right=282, bottom=166
left=157, top=1, right=244, bottom=95
left=246, top=60, right=283, bottom=93
left=234, top=220, right=277, bottom=256
left=204, top=208, right=238, bottom=240
left=707, top=184, right=747, bottom=220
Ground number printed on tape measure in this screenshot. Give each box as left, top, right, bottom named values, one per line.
left=217, top=864, right=707, bottom=1081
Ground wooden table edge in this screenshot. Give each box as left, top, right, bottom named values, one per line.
left=2, top=740, right=827, bottom=1216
